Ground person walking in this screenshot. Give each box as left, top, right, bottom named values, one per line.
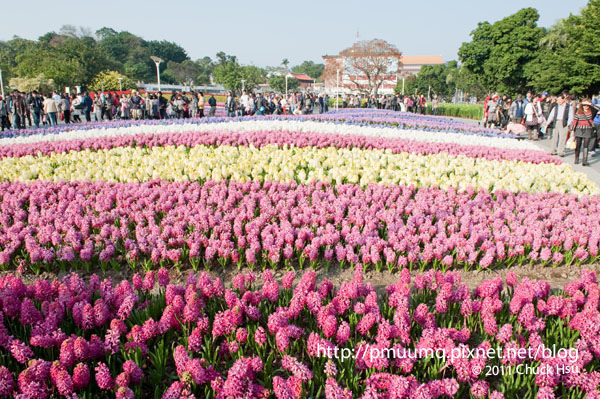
left=198, top=92, right=205, bottom=118
left=571, top=99, right=598, bottom=166
left=545, top=94, right=573, bottom=157
left=60, top=93, right=71, bottom=124
left=510, top=94, right=525, bottom=124
left=29, top=91, right=44, bottom=128
left=130, top=90, right=143, bottom=120
left=524, top=97, right=542, bottom=140
left=208, top=94, right=216, bottom=116
left=0, top=96, right=9, bottom=131
left=82, top=92, right=93, bottom=122
left=71, top=93, right=82, bottom=123
left=43, top=93, right=59, bottom=127
left=93, top=92, right=103, bottom=121
left=226, top=92, right=235, bottom=117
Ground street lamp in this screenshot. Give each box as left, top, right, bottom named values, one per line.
left=241, top=79, right=246, bottom=93
left=118, top=78, right=123, bottom=92
left=285, top=74, right=289, bottom=97
left=150, top=56, right=164, bottom=92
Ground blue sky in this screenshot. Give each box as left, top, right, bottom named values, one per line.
left=0, top=0, right=589, bottom=67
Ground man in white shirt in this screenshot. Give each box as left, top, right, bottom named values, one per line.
left=545, top=95, right=574, bottom=157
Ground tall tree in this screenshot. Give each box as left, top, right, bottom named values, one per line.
left=526, top=0, right=600, bottom=94
left=324, top=39, right=402, bottom=96
left=458, top=8, right=544, bottom=95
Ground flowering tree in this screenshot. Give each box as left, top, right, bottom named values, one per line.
left=324, top=39, right=402, bottom=97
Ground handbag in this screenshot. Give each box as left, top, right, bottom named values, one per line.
left=525, top=104, right=539, bottom=127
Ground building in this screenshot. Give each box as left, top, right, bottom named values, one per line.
left=322, top=54, right=443, bottom=95
left=290, top=73, right=315, bottom=88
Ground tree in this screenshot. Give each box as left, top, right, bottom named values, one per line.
left=325, top=39, right=402, bottom=96
left=9, top=74, right=55, bottom=92
left=146, top=40, right=188, bottom=64
left=215, top=51, right=237, bottom=66
left=281, top=59, right=289, bottom=71
left=525, top=0, right=600, bottom=95
left=15, top=47, right=81, bottom=89
left=292, top=61, right=324, bottom=80
left=240, top=65, right=265, bottom=91
left=268, top=75, right=300, bottom=93
left=394, top=62, right=460, bottom=99
left=90, top=71, right=136, bottom=91
left=213, top=62, right=242, bottom=92
left=458, top=8, right=544, bottom=95
left=166, top=60, right=202, bottom=86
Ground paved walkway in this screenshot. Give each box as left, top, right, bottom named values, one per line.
left=449, top=116, right=600, bottom=189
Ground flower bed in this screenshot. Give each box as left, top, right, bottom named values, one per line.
left=0, top=111, right=597, bottom=273
left=0, top=180, right=598, bottom=273
left=0, top=109, right=508, bottom=142
left=0, top=268, right=597, bottom=398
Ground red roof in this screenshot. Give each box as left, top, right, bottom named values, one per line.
left=291, top=73, right=315, bottom=82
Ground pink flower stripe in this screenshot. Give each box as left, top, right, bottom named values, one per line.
left=0, top=128, right=559, bottom=165
left=0, top=267, right=598, bottom=397
left=0, top=179, right=598, bottom=270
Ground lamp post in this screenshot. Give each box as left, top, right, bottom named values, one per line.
left=241, top=79, right=246, bottom=93
left=0, top=68, right=4, bottom=98
left=118, top=78, right=123, bottom=92
left=336, top=68, right=340, bottom=111
left=402, top=77, right=405, bottom=96
left=150, top=56, right=164, bottom=92
left=285, top=74, right=289, bottom=97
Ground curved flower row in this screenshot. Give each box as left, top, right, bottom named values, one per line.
left=0, top=180, right=598, bottom=271
left=0, top=267, right=597, bottom=398
left=302, top=108, right=506, bottom=136
left=0, top=110, right=508, bottom=143
left=0, top=127, right=559, bottom=165
left=0, top=119, right=534, bottom=153
left=0, top=143, right=594, bottom=194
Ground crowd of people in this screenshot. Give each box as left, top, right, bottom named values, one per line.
left=1, top=86, right=598, bottom=166
left=0, top=87, right=443, bottom=132
left=223, top=91, right=330, bottom=116
left=485, top=91, right=600, bottom=166
left=0, top=89, right=220, bottom=130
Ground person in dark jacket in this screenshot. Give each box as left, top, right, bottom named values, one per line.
left=28, top=91, right=44, bottom=128
left=82, top=92, right=93, bottom=122
left=208, top=94, right=217, bottom=116
left=158, top=92, right=168, bottom=119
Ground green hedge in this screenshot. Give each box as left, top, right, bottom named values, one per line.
left=425, top=103, right=483, bottom=120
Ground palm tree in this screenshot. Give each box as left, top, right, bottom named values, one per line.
left=540, top=18, right=568, bottom=50
left=281, top=59, right=290, bottom=72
